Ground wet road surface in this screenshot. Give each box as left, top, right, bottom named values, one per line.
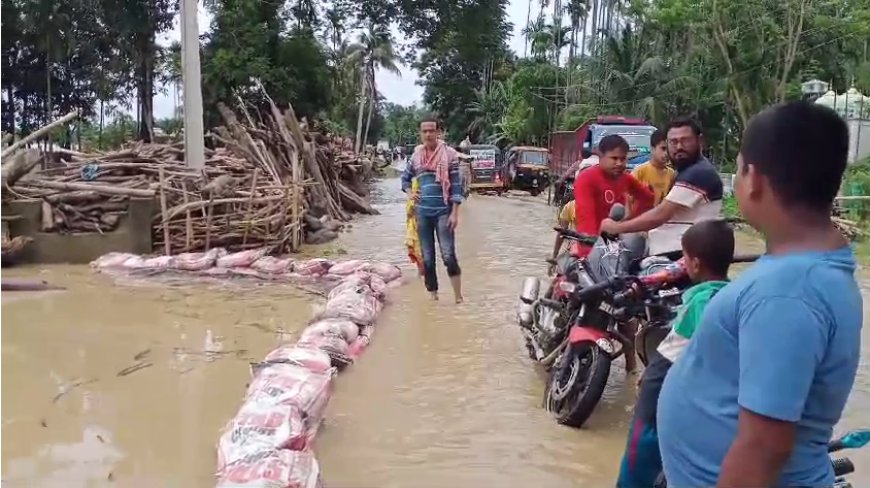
left=2, top=177, right=869, bottom=487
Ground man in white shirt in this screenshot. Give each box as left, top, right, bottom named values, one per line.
left=599, top=118, right=723, bottom=257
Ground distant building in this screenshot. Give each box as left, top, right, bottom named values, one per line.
left=814, top=85, right=870, bottom=164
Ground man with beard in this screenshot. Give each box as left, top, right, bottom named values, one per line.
left=599, top=118, right=723, bottom=257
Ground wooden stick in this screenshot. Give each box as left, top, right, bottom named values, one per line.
left=21, top=179, right=155, bottom=197
left=242, top=168, right=259, bottom=246
left=158, top=167, right=171, bottom=256
left=181, top=180, right=192, bottom=249
left=205, top=195, right=214, bottom=251
left=1, top=110, right=79, bottom=159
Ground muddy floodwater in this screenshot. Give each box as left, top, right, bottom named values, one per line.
left=3, top=178, right=870, bottom=487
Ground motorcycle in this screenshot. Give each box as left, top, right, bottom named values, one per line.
left=518, top=205, right=677, bottom=427
left=652, top=429, right=870, bottom=488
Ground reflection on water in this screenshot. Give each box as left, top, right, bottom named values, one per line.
left=2, top=177, right=869, bottom=487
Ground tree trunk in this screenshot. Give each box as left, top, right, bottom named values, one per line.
left=99, top=99, right=104, bottom=150
left=45, top=36, right=53, bottom=128
left=137, top=37, right=155, bottom=142
left=590, top=0, right=599, bottom=51
left=363, top=73, right=376, bottom=147
left=353, top=67, right=367, bottom=154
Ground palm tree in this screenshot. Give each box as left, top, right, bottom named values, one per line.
left=466, top=81, right=509, bottom=138
left=346, top=23, right=402, bottom=153
left=565, top=0, right=588, bottom=63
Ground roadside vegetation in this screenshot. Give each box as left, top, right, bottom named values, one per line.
left=3, top=0, right=869, bottom=161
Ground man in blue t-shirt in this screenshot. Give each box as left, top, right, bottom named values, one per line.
left=657, top=101, right=862, bottom=487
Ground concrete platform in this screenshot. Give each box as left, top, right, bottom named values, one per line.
left=2, top=198, right=156, bottom=264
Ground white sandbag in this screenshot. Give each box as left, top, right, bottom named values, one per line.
left=216, top=449, right=321, bottom=488
left=327, top=259, right=369, bottom=276
left=90, top=252, right=136, bottom=268
left=217, top=249, right=269, bottom=268
left=262, top=346, right=332, bottom=373
left=296, top=334, right=350, bottom=358
left=294, top=258, right=333, bottom=277
left=141, top=255, right=175, bottom=270
left=320, top=287, right=383, bottom=325
left=327, top=272, right=381, bottom=300
left=368, top=262, right=402, bottom=283
left=217, top=402, right=308, bottom=471
left=301, top=318, right=359, bottom=344
left=245, top=364, right=335, bottom=426
left=174, top=248, right=224, bottom=271
left=122, top=255, right=148, bottom=269
left=251, top=256, right=295, bottom=275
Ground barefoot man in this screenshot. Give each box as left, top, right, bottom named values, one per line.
left=400, top=116, right=464, bottom=303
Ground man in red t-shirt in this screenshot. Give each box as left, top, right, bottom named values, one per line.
left=573, top=134, right=655, bottom=257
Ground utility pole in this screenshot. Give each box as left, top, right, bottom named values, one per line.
left=180, top=0, right=205, bottom=169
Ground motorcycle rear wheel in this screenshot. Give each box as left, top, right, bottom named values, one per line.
left=545, top=342, right=611, bottom=428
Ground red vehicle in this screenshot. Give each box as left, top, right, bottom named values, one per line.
left=550, top=116, right=657, bottom=178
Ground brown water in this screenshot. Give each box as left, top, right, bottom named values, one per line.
left=2, top=178, right=869, bottom=487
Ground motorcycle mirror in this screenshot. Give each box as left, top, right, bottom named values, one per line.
left=839, top=429, right=870, bottom=449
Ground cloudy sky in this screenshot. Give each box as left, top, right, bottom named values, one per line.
left=152, top=1, right=541, bottom=119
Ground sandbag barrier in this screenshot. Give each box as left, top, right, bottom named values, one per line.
left=91, top=250, right=402, bottom=488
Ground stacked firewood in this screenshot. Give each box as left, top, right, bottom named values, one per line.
left=2, top=98, right=379, bottom=254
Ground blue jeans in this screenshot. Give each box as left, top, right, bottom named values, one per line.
left=416, top=212, right=461, bottom=292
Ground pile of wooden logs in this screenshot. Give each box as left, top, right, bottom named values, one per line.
left=2, top=99, right=379, bottom=254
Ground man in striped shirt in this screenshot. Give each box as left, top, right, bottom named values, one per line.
left=400, top=117, right=465, bottom=303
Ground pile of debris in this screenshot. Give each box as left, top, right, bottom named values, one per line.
left=2, top=98, right=379, bottom=255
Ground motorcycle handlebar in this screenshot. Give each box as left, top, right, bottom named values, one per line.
left=553, top=227, right=598, bottom=246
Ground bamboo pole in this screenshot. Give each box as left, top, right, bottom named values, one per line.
left=158, top=168, right=171, bottom=255
left=1, top=110, right=79, bottom=159
left=242, top=169, right=259, bottom=246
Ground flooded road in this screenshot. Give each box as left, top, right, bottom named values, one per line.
left=3, top=177, right=869, bottom=487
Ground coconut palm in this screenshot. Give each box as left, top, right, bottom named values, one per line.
left=346, top=23, right=402, bottom=153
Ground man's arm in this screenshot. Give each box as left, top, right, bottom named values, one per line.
left=448, top=164, right=464, bottom=206
left=400, top=160, right=415, bottom=193
left=573, top=170, right=599, bottom=237
left=626, top=171, right=655, bottom=215
left=602, top=178, right=702, bottom=234
left=718, top=297, right=827, bottom=487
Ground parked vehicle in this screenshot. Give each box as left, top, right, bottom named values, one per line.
left=653, top=429, right=870, bottom=488
left=466, top=144, right=505, bottom=194
left=550, top=116, right=658, bottom=181
left=506, top=146, right=550, bottom=196
left=518, top=208, right=760, bottom=428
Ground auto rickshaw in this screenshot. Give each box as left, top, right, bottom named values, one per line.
left=465, top=144, right=505, bottom=194
left=506, top=146, right=550, bottom=196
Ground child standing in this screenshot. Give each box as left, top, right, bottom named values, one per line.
left=616, top=219, right=735, bottom=488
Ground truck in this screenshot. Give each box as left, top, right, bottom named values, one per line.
left=549, top=116, right=658, bottom=179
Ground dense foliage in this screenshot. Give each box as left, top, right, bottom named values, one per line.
left=3, top=0, right=869, bottom=157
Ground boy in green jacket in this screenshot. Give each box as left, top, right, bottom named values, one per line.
left=617, top=219, right=735, bottom=487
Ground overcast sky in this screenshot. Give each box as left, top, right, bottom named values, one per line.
left=152, top=0, right=540, bottom=119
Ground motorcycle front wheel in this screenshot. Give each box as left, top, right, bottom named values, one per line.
left=545, top=341, right=611, bottom=428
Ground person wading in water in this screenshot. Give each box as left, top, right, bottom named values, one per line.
left=400, top=116, right=464, bottom=303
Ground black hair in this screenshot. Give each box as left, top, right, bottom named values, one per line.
left=420, top=114, right=441, bottom=129
left=740, top=101, right=849, bottom=212
left=598, top=134, right=629, bottom=154
left=667, top=117, right=703, bottom=136
left=650, top=129, right=667, bottom=147
left=681, top=220, right=735, bottom=277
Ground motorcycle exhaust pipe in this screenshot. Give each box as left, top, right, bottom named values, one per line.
left=517, top=277, right=541, bottom=328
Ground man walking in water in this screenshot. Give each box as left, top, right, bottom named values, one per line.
left=401, top=116, right=464, bottom=303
